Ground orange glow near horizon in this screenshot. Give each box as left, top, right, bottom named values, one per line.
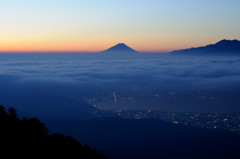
left=0, top=1, right=240, bottom=53
left=0, top=41, right=172, bottom=53
left=0, top=38, right=214, bottom=53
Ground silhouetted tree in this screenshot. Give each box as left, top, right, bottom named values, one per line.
left=8, top=107, right=17, bottom=118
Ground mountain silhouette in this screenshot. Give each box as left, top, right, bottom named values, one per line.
left=101, top=43, right=139, bottom=55
left=171, top=39, right=240, bottom=55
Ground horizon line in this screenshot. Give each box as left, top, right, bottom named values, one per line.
left=0, top=51, right=169, bottom=54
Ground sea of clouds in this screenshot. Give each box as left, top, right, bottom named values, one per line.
left=0, top=53, right=240, bottom=120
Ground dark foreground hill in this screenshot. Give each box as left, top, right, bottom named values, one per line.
left=48, top=118, right=240, bottom=159
left=171, top=39, right=240, bottom=55
left=0, top=105, right=108, bottom=159
left=2, top=103, right=240, bottom=159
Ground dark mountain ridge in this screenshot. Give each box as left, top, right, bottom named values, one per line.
left=171, top=39, right=240, bottom=55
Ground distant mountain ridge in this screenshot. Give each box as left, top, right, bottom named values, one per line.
left=170, top=39, right=240, bottom=55
left=101, top=43, right=139, bottom=55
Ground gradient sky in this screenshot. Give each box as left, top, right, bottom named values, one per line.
left=0, top=0, right=240, bottom=52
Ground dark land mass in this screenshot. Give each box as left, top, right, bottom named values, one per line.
left=0, top=105, right=108, bottom=158
left=170, top=39, right=240, bottom=55
left=47, top=117, right=240, bottom=159
left=101, top=43, right=139, bottom=55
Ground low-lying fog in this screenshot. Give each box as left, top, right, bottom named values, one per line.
left=0, top=53, right=240, bottom=120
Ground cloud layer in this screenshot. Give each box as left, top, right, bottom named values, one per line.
left=0, top=54, right=240, bottom=119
